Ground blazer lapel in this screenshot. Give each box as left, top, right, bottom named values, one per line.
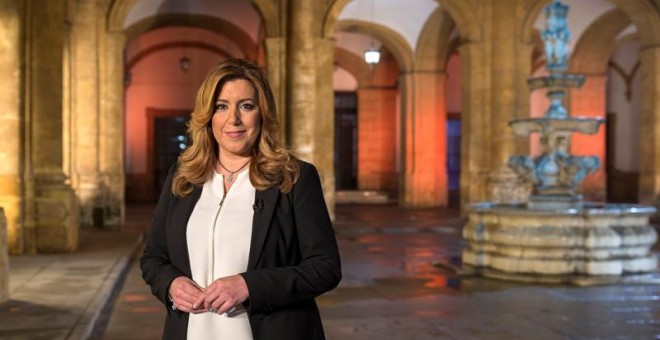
left=172, top=186, right=202, bottom=278
left=248, top=187, right=279, bottom=269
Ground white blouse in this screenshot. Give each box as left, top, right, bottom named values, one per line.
left=186, top=169, right=255, bottom=339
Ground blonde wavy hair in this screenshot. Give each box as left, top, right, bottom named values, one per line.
left=172, top=59, right=300, bottom=197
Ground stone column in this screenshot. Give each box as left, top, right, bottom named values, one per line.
left=286, top=0, right=335, bottom=217
left=28, top=0, right=78, bottom=252
left=286, top=0, right=316, bottom=160
left=98, top=30, right=126, bottom=227
left=0, top=0, right=24, bottom=254
left=314, top=37, right=336, bottom=218
left=357, top=87, right=397, bottom=193
left=265, top=37, right=287, bottom=142
left=0, top=208, right=8, bottom=304
left=69, top=0, right=102, bottom=227
left=569, top=74, right=607, bottom=201
left=638, top=46, right=660, bottom=204
left=400, top=71, right=448, bottom=206
left=458, top=42, right=490, bottom=208
left=485, top=0, right=531, bottom=204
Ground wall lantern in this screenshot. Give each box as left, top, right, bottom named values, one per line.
left=179, top=56, right=191, bottom=72
left=364, top=47, right=381, bottom=65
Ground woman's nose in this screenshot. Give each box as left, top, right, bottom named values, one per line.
left=228, top=106, right=241, bottom=125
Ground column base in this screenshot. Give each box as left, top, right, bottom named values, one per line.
left=0, top=208, right=8, bottom=304
left=75, top=178, right=122, bottom=229
left=33, top=174, right=79, bottom=253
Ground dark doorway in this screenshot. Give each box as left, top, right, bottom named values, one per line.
left=145, top=108, right=191, bottom=201
left=606, top=113, right=638, bottom=202
left=154, top=116, right=188, bottom=193
left=447, top=113, right=461, bottom=207
left=334, top=92, right=358, bottom=190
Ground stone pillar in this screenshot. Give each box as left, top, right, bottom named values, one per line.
left=98, top=30, right=126, bottom=227
left=638, top=46, right=660, bottom=204
left=28, top=0, right=78, bottom=252
left=0, top=0, right=24, bottom=254
left=69, top=0, right=103, bottom=227
left=286, top=0, right=335, bottom=217
left=265, top=37, right=287, bottom=143
left=458, top=42, right=490, bottom=208
left=314, top=37, right=336, bottom=218
left=0, top=208, right=8, bottom=304
left=400, top=72, right=448, bottom=206
left=489, top=0, right=518, bottom=168
left=570, top=74, right=607, bottom=201
left=357, top=87, right=397, bottom=193
left=287, top=0, right=316, bottom=160
left=486, top=0, right=531, bottom=204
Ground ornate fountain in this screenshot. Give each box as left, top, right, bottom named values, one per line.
left=461, top=0, right=658, bottom=284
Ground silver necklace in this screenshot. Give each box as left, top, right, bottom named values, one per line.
left=218, top=159, right=250, bottom=182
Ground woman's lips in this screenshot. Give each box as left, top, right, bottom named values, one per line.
left=225, top=131, right=245, bottom=138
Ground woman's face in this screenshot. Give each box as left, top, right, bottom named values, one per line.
left=211, top=78, right=261, bottom=159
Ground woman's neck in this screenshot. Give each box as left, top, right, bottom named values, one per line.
left=218, top=154, right=251, bottom=171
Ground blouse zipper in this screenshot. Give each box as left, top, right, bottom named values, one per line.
left=209, top=193, right=227, bottom=284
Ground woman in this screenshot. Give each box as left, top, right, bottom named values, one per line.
left=140, top=59, right=341, bottom=340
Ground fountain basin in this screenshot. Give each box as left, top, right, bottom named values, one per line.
left=462, top=202, right=658, bottom=283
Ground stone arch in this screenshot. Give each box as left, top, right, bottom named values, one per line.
left=605, top=0, right=660, bottom=45
left=248, top=0, right=280, bottom=37
left=520, top=0, right=550, bottom=44
left=335, top=19, right=413, bottom=72
left=431, top=0, right=481, bottom=43
left=124, top=14, right=259, bottom=61
left=334, top=46, right=372, bottom=86
left=415, top=6, right=456, bottom=72
left=126, top=41, right=234, bottom=70
left=570, top=8, right=631, bottom=74
left=323, top=0, right=481, bottom=42
left=107, top=0, right=139, bottom=33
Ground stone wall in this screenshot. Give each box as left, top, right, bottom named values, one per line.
left=0, top=207, right=9, bottom=304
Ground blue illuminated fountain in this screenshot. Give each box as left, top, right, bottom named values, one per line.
left=461, top=0, right=658, bottom=284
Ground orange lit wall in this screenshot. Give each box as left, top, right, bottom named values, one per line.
left=124, top=27, right=234, bottom=201
left=570, top=75, right=607, bottom=201
left=403, top=72, right=448, bottom=206
left=357, top=88, right=398, bottom=192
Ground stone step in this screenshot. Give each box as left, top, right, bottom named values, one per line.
left=336, top=190, right=393, bottom=204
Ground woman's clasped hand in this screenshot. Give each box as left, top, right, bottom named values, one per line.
left=169, top=275, right=249, bottom=315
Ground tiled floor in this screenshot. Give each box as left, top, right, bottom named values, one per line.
left=101, top=204, right=660, bottom=339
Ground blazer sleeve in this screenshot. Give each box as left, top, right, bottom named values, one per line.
left=140, top=165, right=187, bottom=310
left=240, top=162, right=342, bottom=313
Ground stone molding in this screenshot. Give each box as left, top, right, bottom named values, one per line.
left=0, top=207, right=9, bottom=304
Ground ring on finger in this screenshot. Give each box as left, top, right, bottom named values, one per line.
left=209, top=307, right=218, bottom=313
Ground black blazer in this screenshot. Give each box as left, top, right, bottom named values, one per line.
left=140, top=161, right=341, bottom=340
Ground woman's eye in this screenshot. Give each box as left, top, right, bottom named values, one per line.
left=214, top=103, right=227, bottom=111
left=241, top=103, right=256, bottom=111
